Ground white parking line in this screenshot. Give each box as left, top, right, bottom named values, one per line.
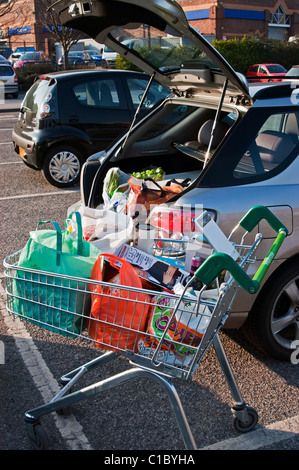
left=0, top=282, right=93, bottom=450
left=0, top=190, right=79, bottom=201
left=0, top=142, right=13, bottom=146
left=201, top=415, right=299, bottom=450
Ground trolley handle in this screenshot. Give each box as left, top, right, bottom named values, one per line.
left=238, top=205, right=288, bottom=235
left=194, top=206, right=287, bottom=294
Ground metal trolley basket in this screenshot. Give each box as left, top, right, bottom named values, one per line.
left=3, top=206, right=287, bottom=450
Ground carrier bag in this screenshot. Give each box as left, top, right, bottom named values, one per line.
left=88, top=253, right=152, bottom=352
left=13, top=212, right=101, bottom=337
left=125, top=177, right=184, bottom=221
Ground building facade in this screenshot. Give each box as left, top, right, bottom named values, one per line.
left=1, top=0, right=299, bottom=55
left=181, top=0, right=299, bottom=41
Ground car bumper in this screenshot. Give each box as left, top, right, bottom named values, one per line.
left=12, top=129, right=40, bottom=169
left=3, top=84, right=18, bottom=94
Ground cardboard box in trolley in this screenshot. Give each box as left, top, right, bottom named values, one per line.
left=115, top=243, right=189, bottom=290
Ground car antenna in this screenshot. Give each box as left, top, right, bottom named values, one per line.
left=204, top=78, right=228, bottom=168
left=120, top=72, right=156, bottom=155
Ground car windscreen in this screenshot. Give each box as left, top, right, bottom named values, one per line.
left=198, top=107, right=299, bottom=187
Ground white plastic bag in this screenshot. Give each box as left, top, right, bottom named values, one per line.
left=67, top=205, right=134, bottom=254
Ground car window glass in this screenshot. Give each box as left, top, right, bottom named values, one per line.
left=22, top=78, right=50, bottom=114
left=73, top=79, right=120, bottom=108
left=233, top=111, right=299, bottom=179
left=259, top=66, right=268, bottom=74
left=135, top=104, right=197, bottom=141
left=0, top=65, right=13, bottom=76
left=126, top=77, right=169, bottom=111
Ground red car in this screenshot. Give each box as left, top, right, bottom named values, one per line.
left=246, top=63, right=287, bottom=82
left=13, top=51, right=48, bottom=69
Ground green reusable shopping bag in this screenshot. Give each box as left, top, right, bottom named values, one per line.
left=13, top=212, right=101, bottom=337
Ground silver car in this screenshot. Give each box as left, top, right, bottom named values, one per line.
left=52, top=0, right=299, bottom=360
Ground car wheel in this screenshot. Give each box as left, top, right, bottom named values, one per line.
left=42, top=146, right=83, bottom=188
left=242, top=261, right=299, bottom=361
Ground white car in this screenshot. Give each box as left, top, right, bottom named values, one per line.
left=0, top=64, right=18, bottom=98
left=52, top=0, right=299, bottom=361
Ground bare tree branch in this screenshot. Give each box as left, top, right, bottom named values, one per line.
left=35, top=0, right=84, bottom=68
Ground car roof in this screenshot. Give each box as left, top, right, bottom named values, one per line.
left=39, top=69, right=149, bottom=81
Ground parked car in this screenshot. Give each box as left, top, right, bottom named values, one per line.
left=8, top=51, right=22, bottom=65
left=51, top=0, right=299, bottom=360
left=12, top=69, right=169, bottom=187
left=0, top=64, right=18, bottom=97
left=58, top=50, right=102, bottom=66
left=246, top=63, right=287, bottom=82
left=285, top=65, right=299, bottom=77
left=13, top=51, right=49, bottom=68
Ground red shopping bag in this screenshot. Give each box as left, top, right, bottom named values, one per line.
left=88, top=254, right=151, bottom=352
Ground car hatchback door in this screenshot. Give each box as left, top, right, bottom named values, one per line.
left=58, top=73, right=134, bottom=150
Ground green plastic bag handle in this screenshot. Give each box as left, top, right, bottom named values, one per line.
left=36, top=220, right=62, bottom=266
left=66, top=212, right=84, bottom=256
left=194, top=206, right=287, bottom=294
left=239, top=205, right=288, bottom=235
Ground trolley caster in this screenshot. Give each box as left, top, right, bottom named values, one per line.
left=232, top=405, right=258, bottom=433
left=25, top=420, right=50, bottom=450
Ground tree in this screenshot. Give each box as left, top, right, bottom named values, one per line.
left=35, top=0, right=84, bottom=68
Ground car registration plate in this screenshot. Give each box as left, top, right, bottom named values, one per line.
left=0, top=80, right=7, bottom=83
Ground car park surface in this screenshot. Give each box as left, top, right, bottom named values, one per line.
left=12, top=69, right=170, bottom=188
left=49, top=0, right=299, bottom=361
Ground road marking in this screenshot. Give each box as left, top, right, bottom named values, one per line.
left=0, top=161, right=22, bottom=164
left=201, top=415, right=299, bottom=450
left=0, top=190, right=79, bottom=201
left=0, top=128, right=13, bottom=130
left=0, top=142, right=13, bottom=146
left=0, top=282, right=93, bottom=450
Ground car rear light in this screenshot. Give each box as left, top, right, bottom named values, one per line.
left=149, top=205, right=216, bottom=237
left=40, top=103, right=51, bottom=118
left=14, top=75, right=18, bottom=83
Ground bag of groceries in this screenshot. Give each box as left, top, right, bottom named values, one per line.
left=125, top=177, right=184, bottom=221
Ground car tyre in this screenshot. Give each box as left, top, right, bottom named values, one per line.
left=242, top=261, right=299, bottom=361
left=42, top=145, right=83, bottom=188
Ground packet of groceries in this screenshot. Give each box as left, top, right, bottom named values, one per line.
left=143, top=293, right=212, bottom=358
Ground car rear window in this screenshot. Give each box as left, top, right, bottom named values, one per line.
left=199, top=107, right=299, bottom=187
left=22, top=78, right=52, bottom=115
left=0, top=65, right=13, bottom=76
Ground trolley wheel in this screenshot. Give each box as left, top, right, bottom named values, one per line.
left=233, top=406, right=258, bottom=433
left=26, top=421, right=50, bottom=450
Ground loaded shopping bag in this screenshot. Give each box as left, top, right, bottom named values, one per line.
left=13, top=212, right=101, bottom=337
left=88, top=253, right=152, bottom=352
left=125, top=177, right=186, bottom=221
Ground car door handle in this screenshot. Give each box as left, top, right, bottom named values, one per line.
left=68, top=115, right=79, bottom=123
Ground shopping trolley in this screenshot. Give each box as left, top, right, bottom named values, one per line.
left=3, top=205, right=287, bottom=450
